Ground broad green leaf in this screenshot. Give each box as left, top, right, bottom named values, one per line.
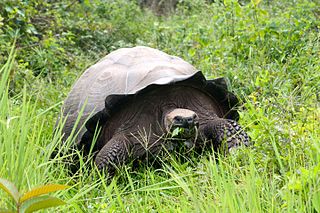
left=0, top=208, right=15, bottom=213
left=20, top=184, right=69, bottom=203
left=20, top=196, right=66, bottom=213
left=0, top=178, right=19, bottom=203
left=172, top=128, right=181, bottom=137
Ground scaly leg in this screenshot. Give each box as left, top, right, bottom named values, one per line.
left=199, top=119, right=250, bottom=151
left=95, top=134, right=131, bottom=176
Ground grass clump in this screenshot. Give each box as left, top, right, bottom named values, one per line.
left=0, top=0, right=319, bottom=212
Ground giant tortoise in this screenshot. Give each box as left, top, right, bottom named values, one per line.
left=60, top=46, right=249, bottom=175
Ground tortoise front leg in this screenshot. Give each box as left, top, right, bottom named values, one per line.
left=199, top=119, right=250, bottom=151
left=95, top=134, right=131, bottom=176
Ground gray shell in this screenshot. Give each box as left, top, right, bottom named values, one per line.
left=61, top=46, right=202, bottom=144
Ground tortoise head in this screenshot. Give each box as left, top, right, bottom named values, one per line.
left=164, top=108, right=199, bottom=135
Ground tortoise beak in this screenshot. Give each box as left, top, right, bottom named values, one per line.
left=172, top=114, right=199, bottom=129
left=164, top=108, right=199, bottom=133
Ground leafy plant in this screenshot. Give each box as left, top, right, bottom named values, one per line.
left=0, top=178, right=68, bottom=213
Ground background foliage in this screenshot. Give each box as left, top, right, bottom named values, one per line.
left=0, top=0, right=319, bottom=212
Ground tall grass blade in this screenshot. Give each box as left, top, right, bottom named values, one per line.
left=312, top=191, right=320, bottom=212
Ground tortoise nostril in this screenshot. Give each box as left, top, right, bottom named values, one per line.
left=174, top=116, right=183, bottom=123
left=187, top=117, right=194, bottom=125
left=170, top=111, right=198, bottom=129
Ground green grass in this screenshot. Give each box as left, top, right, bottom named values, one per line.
left=0, top=0, right=320, bottom=212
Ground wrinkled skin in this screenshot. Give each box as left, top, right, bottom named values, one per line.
left=92, top=85, right=249, bottom=175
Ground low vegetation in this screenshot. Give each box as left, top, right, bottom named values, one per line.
left=0, top=0, right=319, bottom=212
left=0, top=177, right=68, bottom=213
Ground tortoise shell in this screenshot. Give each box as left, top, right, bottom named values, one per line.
left=60, top=46, right=239, bottom=146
